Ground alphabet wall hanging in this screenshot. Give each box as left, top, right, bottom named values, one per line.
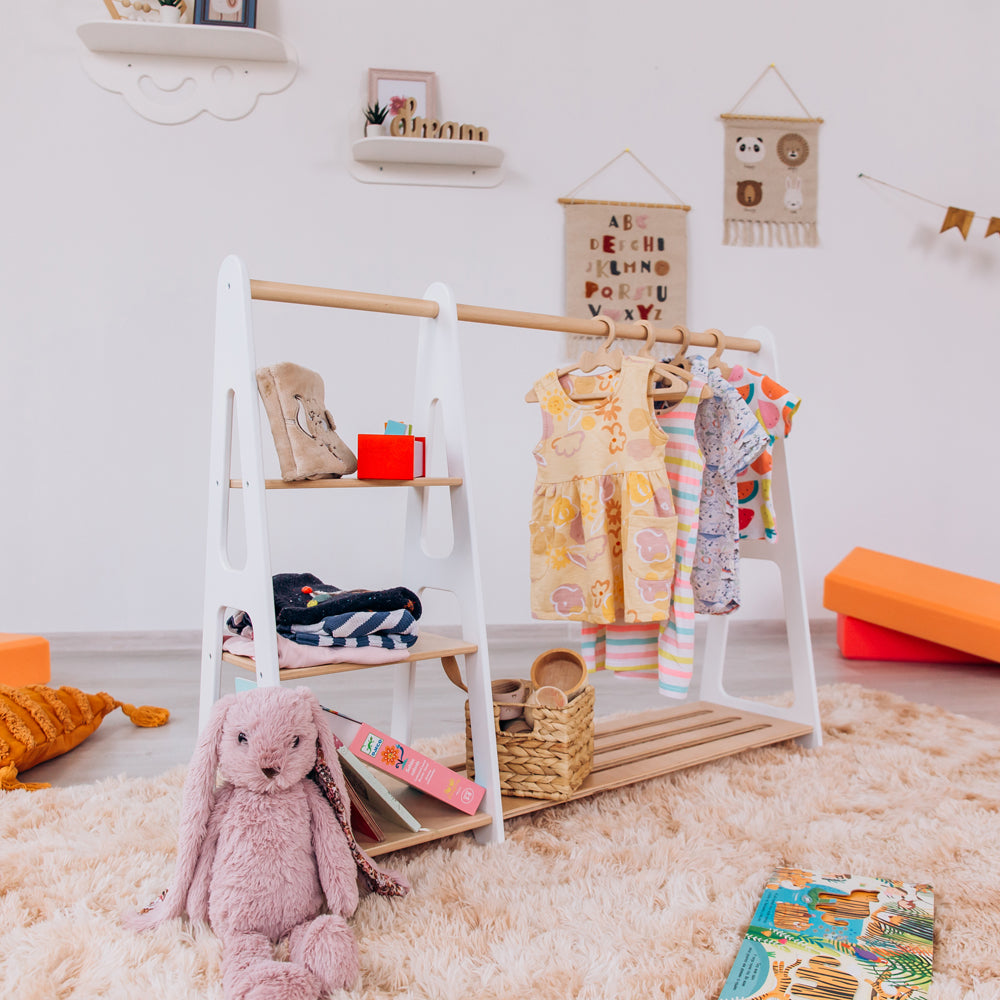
left=559, top=149, right=689, bottom=357
left=721, top=66, right=822, bottom=248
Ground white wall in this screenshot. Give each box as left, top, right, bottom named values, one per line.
left=2, top=1, right=999, bottom=634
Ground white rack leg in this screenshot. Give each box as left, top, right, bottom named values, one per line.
left=200, top=255, right=280, bottom=733
left=697, top=326, right=822, bottom=749
left=399, top=283, right=504, bottom=845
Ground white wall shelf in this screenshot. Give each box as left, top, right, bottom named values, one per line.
left=350, top=137, right=505, bottom=188
left=76, top=21, right=298, bottom=125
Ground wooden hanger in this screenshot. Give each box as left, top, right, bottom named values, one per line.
left=525, top=317, right=624, bottom=402
left=667, top=324, right=692, bottom=372
left=634, top=320, right=719, bottom=402
left=705, top=328, right=732, bottom=379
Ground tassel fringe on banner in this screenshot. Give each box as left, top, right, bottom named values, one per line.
left=724, top=219, right=819, bottom=248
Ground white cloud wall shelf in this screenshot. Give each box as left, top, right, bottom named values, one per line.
left=76, top=21, right=298, bottom=125
left=350, top=137, right=505, bottom=188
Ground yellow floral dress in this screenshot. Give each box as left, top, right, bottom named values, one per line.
left=529, top=355, right=678, bottom=623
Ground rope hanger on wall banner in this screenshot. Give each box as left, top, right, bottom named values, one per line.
left=558, top=149, right=690, bottom=357
left=721, top=65, right=823, bottom=249
left=858, top=173, right=1000, bottom=240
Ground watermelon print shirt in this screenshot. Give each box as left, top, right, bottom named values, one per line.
left=726, top=365, right=801, bottom=541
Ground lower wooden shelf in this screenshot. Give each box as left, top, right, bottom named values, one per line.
left=356, top=700, right=814, bottom=857
left=222, top=630, right=477, bottom=680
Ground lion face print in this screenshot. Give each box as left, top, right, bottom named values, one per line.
left=776, top=132, right=810, bottom=167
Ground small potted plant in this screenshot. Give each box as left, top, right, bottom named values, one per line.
left=157, top=0, right=185, bottom=22
left=363, top=101, right=390, bottom=138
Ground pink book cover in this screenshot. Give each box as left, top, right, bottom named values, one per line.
left=324, top=709, right=485, bottom=815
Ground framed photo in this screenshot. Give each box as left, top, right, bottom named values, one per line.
left=368, top=69, right=438, bottom=121
left=194, top=0, right=257, bottom=27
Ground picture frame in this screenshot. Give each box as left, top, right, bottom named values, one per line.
left=368, top=69, right=438, bottom=121
left=193, top=0, right=257, bottom=28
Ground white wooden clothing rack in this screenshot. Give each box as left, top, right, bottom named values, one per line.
left=201, top=254, right=821, bottom=857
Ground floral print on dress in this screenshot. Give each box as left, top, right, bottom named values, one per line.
left=529, top=356, right=678, bottom=624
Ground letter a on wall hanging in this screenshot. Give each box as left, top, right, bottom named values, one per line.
left=559, top=149, right=689, bottom=356
left=721, top=65, right=823, bottom=247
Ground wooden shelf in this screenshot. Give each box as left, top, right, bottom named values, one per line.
left=222, top=629, right=477, bottom=680
left=355, top=699, right=812, bottom=856
left=75, top=20, right=297, bottom=124
left=497, top=700, right=813, bottom=819
left=350, top=137, right=504, bottom=188
left=77, top=21, right=291, bottom=61
left=229, top=476, right=463, bottom=490
left=353, top=137, right=504, bottom=168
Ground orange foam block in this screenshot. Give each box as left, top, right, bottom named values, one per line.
left=0, top=633, right=51, bottom=685
left=823, top=548, right=1000, bottom=662
left=836, top=614, right=995, bottom=664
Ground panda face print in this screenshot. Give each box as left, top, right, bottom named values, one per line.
left=735, top=136, right=765, bottom=164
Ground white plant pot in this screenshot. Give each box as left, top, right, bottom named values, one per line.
left=159, top=5, right=182, bottom=22
left=364, top=122, right=388, bottom=138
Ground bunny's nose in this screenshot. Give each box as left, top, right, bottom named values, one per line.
left=262, top=766, right=279, bottom=779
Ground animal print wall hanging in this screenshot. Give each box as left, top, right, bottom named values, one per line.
left=721, top=66, right=823, bottom=248
left=559, top=149, right=689, bottom=358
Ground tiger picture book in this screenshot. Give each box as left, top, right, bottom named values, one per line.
left=719, top=866, right=934, bottom=1000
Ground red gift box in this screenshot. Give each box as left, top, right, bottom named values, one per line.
left=356, top=434, right=426, bottom=480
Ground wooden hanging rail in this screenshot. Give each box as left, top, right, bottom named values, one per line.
left=249, top=279, right=762, bottom=354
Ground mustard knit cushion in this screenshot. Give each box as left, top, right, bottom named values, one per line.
left=0, top=683, right=169, bottom=791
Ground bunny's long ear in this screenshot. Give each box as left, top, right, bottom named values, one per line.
left=129, top=692, right=237, bottom=928
left=307, top=691, right=350, bottom=806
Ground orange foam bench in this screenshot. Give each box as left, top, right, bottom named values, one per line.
left=836, top=614, right=995, bottom=663
left=823, top=548, right=1000, bottom=662
left=0, top=633, right=51, bottom=685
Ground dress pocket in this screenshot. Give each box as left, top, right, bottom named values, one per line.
left=622, top=513, right=678, bottom=621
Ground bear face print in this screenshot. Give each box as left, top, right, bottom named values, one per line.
left=777, top=132, right=810, bottom=167
left=735, top=135, right=765, bottom=164
left=737, top=180, right=763, bottom=207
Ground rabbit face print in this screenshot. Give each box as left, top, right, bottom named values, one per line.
left=784, top=175, right=803, bottom=212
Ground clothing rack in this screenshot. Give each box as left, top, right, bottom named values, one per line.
left=202, top=255, right=821, bottom=857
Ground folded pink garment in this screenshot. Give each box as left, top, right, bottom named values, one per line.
left=223, top=633, right=407, bottom=669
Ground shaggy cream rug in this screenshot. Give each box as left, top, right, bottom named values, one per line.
left=1, top=683, right=998, bottom=1000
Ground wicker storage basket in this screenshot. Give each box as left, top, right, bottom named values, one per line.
left=465, top=683, right=595, bottom=801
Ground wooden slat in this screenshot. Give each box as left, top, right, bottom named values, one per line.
left=228, top=476, right=463, bottom=490
left=222, top=630, right=476, bottom=680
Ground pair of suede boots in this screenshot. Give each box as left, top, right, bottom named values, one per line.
left=256, top=363, right=358, bottom=482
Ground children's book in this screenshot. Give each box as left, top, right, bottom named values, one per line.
left=337, top=746, right=423, bottom=834
left=719, top=866, right=934, bottom=1000
left=340, top=769, right=385, bottom=842
left=323, top=707, right=486, bottom=816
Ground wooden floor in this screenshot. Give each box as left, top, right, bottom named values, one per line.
left=22, top=619, right=1000, bottom=789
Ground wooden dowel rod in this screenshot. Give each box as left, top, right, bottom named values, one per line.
left=249, top=278, right=762, bottom=353
left=251, top=279, right=439, bottom=318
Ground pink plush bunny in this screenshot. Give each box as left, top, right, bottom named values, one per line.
left=130, top=685, right=406, bottom=999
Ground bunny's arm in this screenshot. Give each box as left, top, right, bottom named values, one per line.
left=306, top=779, right=360, bottom=918
left=185, top=782, right=232, bottom=923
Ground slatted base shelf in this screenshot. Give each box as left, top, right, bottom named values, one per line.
left=356, top=700, right=813, bottom=857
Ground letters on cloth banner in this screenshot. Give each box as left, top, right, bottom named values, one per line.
left=561, top=199, right=688, bottom=356
left=722, top=116, right=821, bottom=247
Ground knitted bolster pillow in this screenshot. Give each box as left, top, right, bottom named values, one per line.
left=0, top=683, right=169, bottom=791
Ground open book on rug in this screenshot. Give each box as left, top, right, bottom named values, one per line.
left=719, top=866, right=933, bottom=1000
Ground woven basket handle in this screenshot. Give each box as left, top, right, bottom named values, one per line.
left=440, top=655, right=467, bottom=691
